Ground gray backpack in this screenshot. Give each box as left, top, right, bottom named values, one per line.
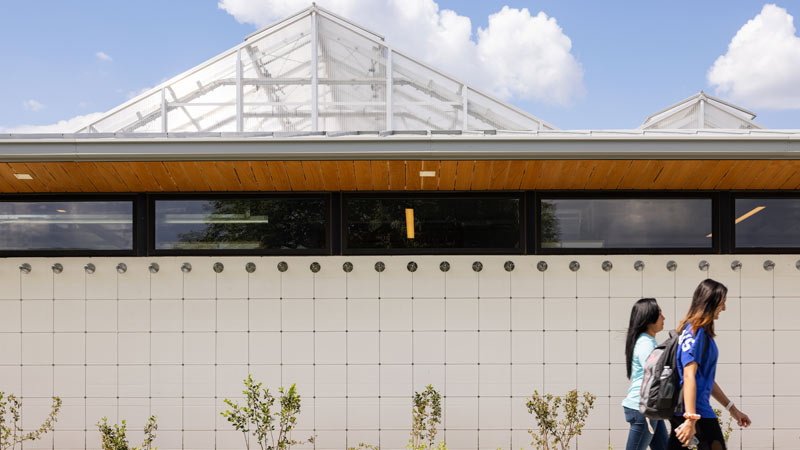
left=638, top=330, right=682, bottom=419
left=639, top=327, right=707, bottom=419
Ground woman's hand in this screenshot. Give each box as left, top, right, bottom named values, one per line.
left=675, top=420, right=697, bottom=447
left=731, top=407, right=751, bottom=427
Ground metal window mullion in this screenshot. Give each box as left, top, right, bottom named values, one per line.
left=699, top=98, right=705, bottom=128
left=161, top=88, right=167, bottom=132
left=386, top=48, right=392, bottom=131
left=311, top=10, right=319, bottom=131
left=236, top=49, right=243, bottom=132
left=462, top=85, right=468, bottom=131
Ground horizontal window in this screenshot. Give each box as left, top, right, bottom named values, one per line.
left=154, top=198, right=327, bottom=251
left=540, top=198, right=712, bottom=249
left=735, top=198, right=800, bottom=248
left=0, top=201, right=133, bottom=251
left=344, top=196, right=521, bottom=252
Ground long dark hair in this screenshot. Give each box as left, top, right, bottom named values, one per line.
left=625, top=298, right=660, bottom=379
left=678, top=278, right=727, bottom=339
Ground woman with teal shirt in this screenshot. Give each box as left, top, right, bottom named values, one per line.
left=622, top=298, right=667, bottom=450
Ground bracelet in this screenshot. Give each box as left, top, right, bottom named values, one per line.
left=683, top=412, right=701, bottom=421
left=725, top=400, right=734, bottom=411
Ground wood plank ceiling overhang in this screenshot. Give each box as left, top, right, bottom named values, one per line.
left=0, top=137, right=799, bottom=192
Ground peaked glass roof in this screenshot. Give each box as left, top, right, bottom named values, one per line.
left=640, top=91, right=763, bottom=130
left=76, top=6, right=554, bottom=134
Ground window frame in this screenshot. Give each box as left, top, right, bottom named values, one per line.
left=341, top=191, right=526, bottom=255
left=148, top=192, right=332, bottom=256
left=534, top=191, right=720, bottom=255
left=732, top=191, right=800, bottom=254
left=0, top=194, right=139, bottom=257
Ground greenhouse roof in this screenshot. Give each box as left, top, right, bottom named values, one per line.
left=72, top=5, right=555, bottom=135
left=640, top=91, right=763, bottom=130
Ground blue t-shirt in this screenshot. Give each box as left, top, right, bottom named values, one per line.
left=676, top=325, right=718, bottom=418
left=622, top=333, right=658, bottom=410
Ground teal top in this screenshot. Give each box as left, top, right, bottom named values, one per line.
left=622, top=333, right=658, bottom=410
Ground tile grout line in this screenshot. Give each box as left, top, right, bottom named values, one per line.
left=148, top=267, right=153, bottom=424
left=607, top=268, right=612, bottom=447
left=51, top=267, right=55, bottom=450
left=181, top=269, right=186, bottom=450
left=345, top=269, right=349, bottom=450
left=442, top=267, right=447, bottom=447
left=476, top=268, right=480, bottom=450
left=214, top=269, right=218, bottom=450
left=312, top=270, right=317, bottom=450
left=771, top=269, right=775, bottom=450
left=508, top=270, right=512, bottom=450
left=84, top=270, right=88, bottom=450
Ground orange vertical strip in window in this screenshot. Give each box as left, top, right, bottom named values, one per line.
left=405, top=208, right=415, bottom=239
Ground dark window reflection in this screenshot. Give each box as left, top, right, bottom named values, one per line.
left=541, top=198, right=712, bottom=248
left=735, top=198, right=800, bottom=248
left=155, top=198, right=327, bottom=250
left=345, top=197, right=521, bottom=250
left=0, top=201, right=133, bottom=250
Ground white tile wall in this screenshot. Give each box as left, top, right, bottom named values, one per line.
left=2, top=255, right=796, bottom=449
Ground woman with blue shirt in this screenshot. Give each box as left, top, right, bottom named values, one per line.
left=623, top=298, right=667, bottom=450
left=670, top=279, right=751, bottom=450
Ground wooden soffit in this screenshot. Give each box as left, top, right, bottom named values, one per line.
left=0, top=160, right=799, bottom=193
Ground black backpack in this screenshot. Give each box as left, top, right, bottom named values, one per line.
left=639, top=327, right=708, bottom=419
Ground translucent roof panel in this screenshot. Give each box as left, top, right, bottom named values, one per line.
left=466, top=88, right=555, bottom=131
left=391, top=52, right=463, bottom=130
left=640, top=92, right=763, bottom=130
left=241, top=16, right=314, bottom=132
left=76, top=6, right=553, bottom=134
left=317, top=15, right=387, bottom=132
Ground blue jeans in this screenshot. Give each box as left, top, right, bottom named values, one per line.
left=624, top=407, right=668, bottom=450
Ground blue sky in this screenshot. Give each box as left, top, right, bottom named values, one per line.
left=1, top=0, right=798, bottom=131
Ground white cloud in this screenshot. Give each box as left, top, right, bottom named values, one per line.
left=217, top=0, right=584, bottom=106
left=22, top=99, right=45, bottom=112
left=96, top=51, right=113, bottom=62
left=126, top=86, right=152, bottom=99
left=708, top=4, right=800, bottom=110
left=0, top=112, right=104, bottom=134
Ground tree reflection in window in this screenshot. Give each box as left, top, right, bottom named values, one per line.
left=155, top=198, right=327, bottom=250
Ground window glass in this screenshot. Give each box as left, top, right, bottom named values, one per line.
left=155, top=198, right=327, bottom=250
left=345, top=196, right=521, bottom=250
left=735, top=198, right=800, bottom=248
left=540, top=198, right=712, bottom=249
left=0, top=201, right=133, bottom=251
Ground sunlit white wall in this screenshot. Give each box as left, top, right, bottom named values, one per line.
left=0, top=255, right=797, bottom=450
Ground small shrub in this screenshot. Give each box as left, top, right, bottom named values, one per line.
left=408, top=385, right=445, bottom=450
left=713, top=408, right=734, bottom=443
left=348, top=443, right=380, bottom=450
left=0, top=393, right=61, bottom=450
left=526, top=389, right=595, bottom=450
left=221, top=374, right=313, bottom=450
left=96, top=415, right=158, bottom=450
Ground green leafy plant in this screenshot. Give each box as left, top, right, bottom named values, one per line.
left=407, top=385, right=444, bottom=450
left=96, top=415, right=158, bottom=450
left=221, top=375, right=313, bottom=450
left=526, top=390, right=596, bottom=450
left=348, top=443, right=381, bottom=450
left=713, top=408, right=734, bottom=443
left=0, top=393, right=61, bottom=450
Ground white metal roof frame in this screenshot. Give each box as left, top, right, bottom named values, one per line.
left=639, top=91, right=763, bottom=130
left=73, top=4, right=555, bottom=135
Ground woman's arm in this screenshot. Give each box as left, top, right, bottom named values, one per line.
left=675, top=362, right=699, bottom=446
left=712, top=382, right=752, bottom=427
